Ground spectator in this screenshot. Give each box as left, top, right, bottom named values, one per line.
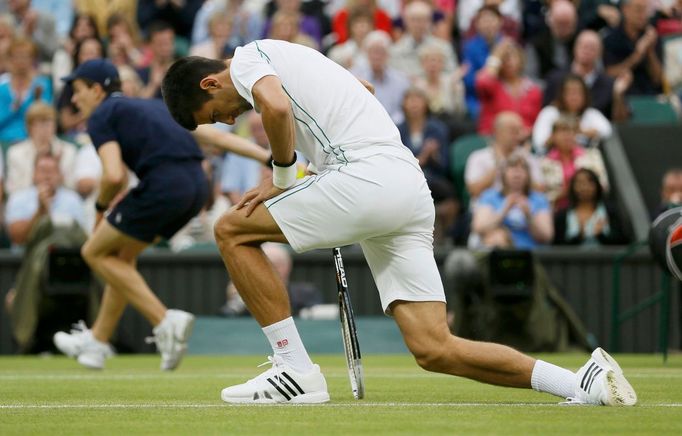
left=475, top=39, right=542, bottom=135
left=137, top=21, right=176, bottom=99
left=392, top=0, right=453, bottom=42
left=458, top=0, right=521, bottom=40
left=0, top=38, right=53, bottom=144
left=137, top=0, right=203, bottom=40
left=191, top=0, right=264, bottom=47
left=351, top=30, right=411, bottom=124
left=5, top=102, right=78, bottom=196
left=7, top=0, right=58, bottom=62
left=390, top=0, right=458, bottom=80
left=0, top=14, right=17, bottom=75
left=189, top=9, right=239, bottom=59
left=5, top=154, right=86, bottom=247
left=554, top=168, right=627, bottom=245
left=105, top=13, right=143, bottom=67
left=525, top=0, right=578, bottom=82
left=267, top=10, right=319, bottom=50
left=262, top=0, right=324, bottom=47
left=51, top=14, right=100, bottom=96
left=532, top=74, right=612, bottom=154
left=332, top=0, right=392, bottom=44
left=540, top=116, right=609, bottom=210
left=462, top=5, right=504, bottom=120
left=117, top=65, right=143, bottom=97
left=543, top=29, right=631, bottom=122
left=603, top=0, right=663, bottom=95
left=328, top=8, right=374, bottom=69
left=398, top=87, right=459, bottom=244
left=414, top=42, right=467, bottom=120
left=471, top=153, right=553, bottom=249
left=465, top=112, right=544, bottom=204
left=221, top=111, right=270, bottom=206
left=653, top=168, right=682, bottom=217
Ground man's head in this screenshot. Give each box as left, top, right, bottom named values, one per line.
left=492, top=111, right=524, bottom=152
left=661, top=168, right=682, bottom=205
left=363, top=30, right=391, bottom=72
left=403, top=0, right=432, bottom=41
left=475, top=5, right=502, bottom=43
left=25, top=102, right=56, bottom=144
left=547, top=0, right=577, bottom=41
left=622, top=0, right=651, bottom=32
left=573, top=30, right=602, bottom=68
left=147, top=21, right=175, bottom=63
left=33, top=153, right=62, bottom=193
left=162, top=56, right=252, bottom=130
left=63, top=59, right=121, bottom=118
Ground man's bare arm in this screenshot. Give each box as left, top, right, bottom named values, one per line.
left=192, top=125, right=270, bottom=164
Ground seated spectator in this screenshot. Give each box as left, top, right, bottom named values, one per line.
left=458, top=0, right=521, bottom=42
left=51, top=14, right=99, bottom=96
left=332, top=0, right=392, bottom=44
left=653, top=167, right=682, bottom=217
left=351, top=30, right=410, bottom=124
left=465, top=111, right=544, bottom=204
left=475, top=39, right=542, bottom=135
left=117, top=65, right=143, bottom=97
left=543, top=29, right=631, bottom=122
left=5, top=154, right=86, bottom=247
left=603, top=0, right=663, bottom=95
left=414, top=42, right=467, bottom=120
left=262, top=0, right=324, bottom=47
left=471, top=153, right=553, bottom=249
left=192, top=0, right=264, bottom=47
left=390, top=0, right=458, bottom=80
left=105, top=13, right=143, bottom=67
left=554, top=168, right=627, bottom=245
left=328, top=8, right=374, bottom=69
left=7, top=0, right=58, bottom=62
left=0, top=38, right=53, bottom=144
left=0, top=14, right=17, bottom=75
left=532, top=74, right=612, bottom=154
left=137, top=21, right=177, bottom=99
left=462, top=5, right=504, bottom=120
left=267, top=10, right=319, bottom=50
left=5, top=103, right=78, bottom=196
left=189, top=8, right=239, bottom=59
left=525, top=0, right=578, bottom=82
left=540, top=116, right=609, bottom=210
left=398, top=87, right=459, bottom=244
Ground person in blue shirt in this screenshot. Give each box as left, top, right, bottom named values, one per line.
left=52, top=59, right=270, bottom=371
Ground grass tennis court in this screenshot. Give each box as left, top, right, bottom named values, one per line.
left=1, top=353, right=681, bottom=435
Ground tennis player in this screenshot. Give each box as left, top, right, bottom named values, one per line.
left=53, top=59, right=270, bottom=371
left=162, top=40, right=636, bottom=406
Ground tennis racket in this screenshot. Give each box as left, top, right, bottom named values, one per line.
left=333, top=247, right=365, bottom=400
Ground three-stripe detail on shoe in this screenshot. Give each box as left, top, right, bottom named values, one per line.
left=580, top=362, right=604, bottom=393
left=266, top=372, right=305, bottom=401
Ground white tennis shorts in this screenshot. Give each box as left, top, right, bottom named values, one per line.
left=265, top=152, right=446, bottom=313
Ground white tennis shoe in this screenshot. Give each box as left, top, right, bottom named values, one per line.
left=146, top=309, right=195, bottom=371
left=221, top=355, right=330, bottom=404
left=53, top=321, right=114, bottom=370
left=564, top=347, right=637, bottom=406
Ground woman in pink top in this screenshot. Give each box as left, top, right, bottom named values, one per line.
left=474, top=39, right=542, bottom=135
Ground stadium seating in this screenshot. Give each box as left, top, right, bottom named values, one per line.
left=626, top=95, right=679, bottom=125
left=449, top=133, right=489, bottom=210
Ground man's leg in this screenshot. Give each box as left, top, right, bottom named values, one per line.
left=392, top=300, right=576, bottom=398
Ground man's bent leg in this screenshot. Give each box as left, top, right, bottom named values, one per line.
left=392, top=301, right=576, bottom=398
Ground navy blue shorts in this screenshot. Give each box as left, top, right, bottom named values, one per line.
left=107, top=161, right=209, bottom=243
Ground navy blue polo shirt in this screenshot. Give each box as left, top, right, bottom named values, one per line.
left=87, top=94, right=204, bottom=177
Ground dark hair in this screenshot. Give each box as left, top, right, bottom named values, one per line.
left=555, top=73, right=591, bottom=115
left=477, top=5, right=502, bottom=19
left=162, top=56, right=227, bottom=130
left=146, top=20, right=174, bottom=41
left=80, top=77, right=122, bottom=95
left=568, top=167, right=603, bottom=207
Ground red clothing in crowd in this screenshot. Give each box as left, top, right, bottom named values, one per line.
left=332, top=8, right=393, bottom=44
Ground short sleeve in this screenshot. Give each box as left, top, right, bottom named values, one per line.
left=5, top=190, right=36, bottom=224
left=477, top=188, right=499, bottom=208
left=87, top=103, right=117, bottom=149
left=230, top=42, right=279, bottom=107
left=530, top=192, right=550, bottom=213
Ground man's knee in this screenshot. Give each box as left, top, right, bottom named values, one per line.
left=213, top=210, right=242, bottom=248
left=409, top=336, right=454, bottom=372
left=81, top=240, right=97, bottom=266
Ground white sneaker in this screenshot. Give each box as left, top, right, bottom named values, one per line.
left=53, top=321, right=114, bottom=370
left=146, top=309, right=195, bottom=371
left=221, top=355, right=330, bottom=404
left=565, top=347, right=637, bottom=406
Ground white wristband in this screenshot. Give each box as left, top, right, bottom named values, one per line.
left=272, top=162, right=297, bottom=189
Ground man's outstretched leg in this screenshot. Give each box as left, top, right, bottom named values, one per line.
left=214, top=205, right=329, bottom=404
left=392, top=300, right=637, bottom=406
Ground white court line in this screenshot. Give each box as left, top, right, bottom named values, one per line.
left=1, top=403, right=681, bottom=410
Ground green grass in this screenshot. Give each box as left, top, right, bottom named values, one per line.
left=0, top=353, right=681, bottom=435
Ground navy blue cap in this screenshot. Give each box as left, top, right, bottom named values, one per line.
left=62, top=59, right=119, bottom=87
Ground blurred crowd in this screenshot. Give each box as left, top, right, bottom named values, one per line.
left=1, top=0, right=682, bottom=251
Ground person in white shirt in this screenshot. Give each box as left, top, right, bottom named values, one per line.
left=161, top=39, right=637, bottom=407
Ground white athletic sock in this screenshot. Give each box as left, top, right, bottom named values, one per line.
left=531, top=360, right=577, bottom=399
left=262, top=317, right=314, bottom=374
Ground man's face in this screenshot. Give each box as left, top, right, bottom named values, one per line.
left=574, top=32, right=601, bottom=66
left=28, top=118, right=56, bottom=143
left=151, top=29, right=175, bottom=61
left=192, top=87, right=252, bottom=127
left=71, top=79, right=104, bottom=118
left=495, top=117, right=523, bottom=150
left=34, top=157, right=62, bottom=192
left=367, top=43, right=388, bottom=71
left=624, top=0, right=651, bottom=31
left=405, top=10, right=431, bottom=39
